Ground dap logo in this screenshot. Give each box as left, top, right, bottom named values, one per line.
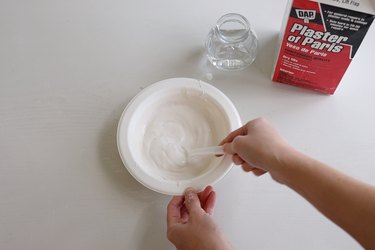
left=296, top=9, right=316, bottom=23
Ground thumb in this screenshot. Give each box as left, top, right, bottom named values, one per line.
left=184, top=188, right=204, bottom=216
left=223, top=136, right=244, bottom=155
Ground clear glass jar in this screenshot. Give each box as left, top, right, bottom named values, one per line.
left=206, top=13, right=258, bottom=71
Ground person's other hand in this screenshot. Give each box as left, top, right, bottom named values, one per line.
left=167, top=186, right=232, bottom=250
left=221, top=117, right=294, bottom=183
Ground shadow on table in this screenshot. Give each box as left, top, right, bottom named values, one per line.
left=97, top=98, right=164, bottom=202
left=98, top=99, right=173, bottom=250
left=132, top=204, right=174, bottom=250
left=168, top=33, right=280, bottom=82
left=157, top=34, right=280, bottom=90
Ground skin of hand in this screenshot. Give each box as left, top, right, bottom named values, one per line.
left=221, top=117, right=375, bottom=249
left=167, top=186, right=232, bottom=250
left=220, top=117, right=294, bottom=184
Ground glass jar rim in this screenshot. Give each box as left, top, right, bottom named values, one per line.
left=215, top=13, right=250, bottom=43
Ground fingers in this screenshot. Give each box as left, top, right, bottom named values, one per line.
left=226, top=144, right=268, bottom=176
left=223, top=138, right=242, bottom=155
left=198, top=186, right=216, bottom=215
left=219, top=124, right=248, bottom=145
left=184, top=188, right=204, bottom=216
left=252, top=168, right=267, bottom=176
left=241, top=162, right=255, bottom=172
left=167, top=196, right=184, bottom=227
left=169, top=186, right=215, bottom=227
left=203, top=190, right=216, bottom=215
left=241, top=162, right=267, bottom=176
left=223, top=135, right=246, bottom=155
left=180, top=205, right=189, bottom=224
left=223, top=142, right=234, bottom=155
left=232, top=154, right=244, bottom=165
left=198, top=186, right=213, bottom=206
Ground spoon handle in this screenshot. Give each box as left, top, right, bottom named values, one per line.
left=189, top=146, right=224, bottom=156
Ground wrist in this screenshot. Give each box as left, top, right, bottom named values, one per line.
left=203, top=238, right=232, bottom=250
left=267, top=145, right=304, bottom=185
left=197, top=230, right=232, bottom=250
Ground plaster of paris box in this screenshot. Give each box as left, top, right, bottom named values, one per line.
left=272, top=0, right=375, bottom=94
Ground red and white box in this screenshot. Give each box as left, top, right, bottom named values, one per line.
left=272, top=0, right=375, bottom=94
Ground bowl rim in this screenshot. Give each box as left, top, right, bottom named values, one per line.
left=117, top=78, right=242, bottom=195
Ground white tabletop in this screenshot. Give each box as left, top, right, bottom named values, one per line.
left=1, top=0, right=374, bottom=249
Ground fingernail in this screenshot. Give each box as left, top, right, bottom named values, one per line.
left=187, top=192, right=194, bottom=201
left=185, top=188, right=195, bottom=201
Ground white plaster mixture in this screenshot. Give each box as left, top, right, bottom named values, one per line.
left=139, top=89, right=228, bottom=181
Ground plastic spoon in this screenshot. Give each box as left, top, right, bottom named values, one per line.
left=188, top=146, right=224, bottom=157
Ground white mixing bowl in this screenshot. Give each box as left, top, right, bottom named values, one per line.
left=117, top=78, right=241, bottom=195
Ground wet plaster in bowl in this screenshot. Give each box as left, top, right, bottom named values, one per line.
left=142, top=88, right=225, bottom=180
left=117, top=78, right=241, bottom=195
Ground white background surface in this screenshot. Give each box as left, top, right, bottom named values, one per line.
left=1, top=0, right=374, bottom=249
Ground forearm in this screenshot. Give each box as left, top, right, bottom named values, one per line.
left=277, top=149, right=375, bottom=249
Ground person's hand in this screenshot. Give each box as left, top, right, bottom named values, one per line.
left=220, top=117, right=294, bottom=183
left=167, top=186, right=232, bottom=250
